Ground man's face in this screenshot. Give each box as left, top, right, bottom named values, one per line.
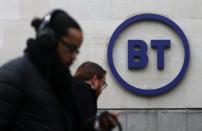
left=92, top=75, right=107, bottom=97
left=57, top=27, right=83, bottom=67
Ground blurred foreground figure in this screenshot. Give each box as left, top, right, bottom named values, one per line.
left=68, top=62, right=119, bottom=131
left=0, top=9, right=83, bottom=131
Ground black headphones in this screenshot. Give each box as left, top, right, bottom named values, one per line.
left=36, top=10, right=64, bottom=50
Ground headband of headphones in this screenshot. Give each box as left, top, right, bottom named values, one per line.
left=37, top=10, right=67, bottom=34
left=35, top=10, right=68, bottom=49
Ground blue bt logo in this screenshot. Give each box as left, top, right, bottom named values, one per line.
left=107, top=14, right=190, bottom=96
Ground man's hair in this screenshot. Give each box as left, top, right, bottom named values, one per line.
left=75, top=62, right=106, bottom=81
left=31, top=9, right=82, bottom=39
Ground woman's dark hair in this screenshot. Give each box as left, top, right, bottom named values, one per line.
left=75, top=62, right=106, bottom=81
left=31, top=9, right=82, bottom=38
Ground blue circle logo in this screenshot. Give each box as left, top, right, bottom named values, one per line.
left=107, top=14, right=190, bottom=96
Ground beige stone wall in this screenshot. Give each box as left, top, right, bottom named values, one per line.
left=0, top=0, right=201, bottom=108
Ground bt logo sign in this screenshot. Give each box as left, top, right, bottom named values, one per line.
left=107, top=14, right=190, bottom=96
left=128, top=39, right=170, bottom=70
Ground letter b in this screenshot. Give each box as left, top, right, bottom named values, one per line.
left=128, top=40, right=148, bottom=69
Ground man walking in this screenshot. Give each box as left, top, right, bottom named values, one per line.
left=0, top=9, right=83, bottom=131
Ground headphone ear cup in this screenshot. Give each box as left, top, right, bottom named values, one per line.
left=37, top=28, right=57, bottom=50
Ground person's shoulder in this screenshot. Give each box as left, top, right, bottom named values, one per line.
left=72, top=77, right=86, bottom=86
left=72, top=77, right=91, bottom=89
left=0, top=55, right=34, bottom=83
left=0, top=55, right=30, bottom=73
left=71, top=77, right=95, bottom=100
left=72, top=77, right=83, bottom=83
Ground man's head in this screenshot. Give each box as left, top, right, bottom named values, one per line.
left=75, top=62, right=107, bottom=97
left=31, top=9, right=83, bottom=67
